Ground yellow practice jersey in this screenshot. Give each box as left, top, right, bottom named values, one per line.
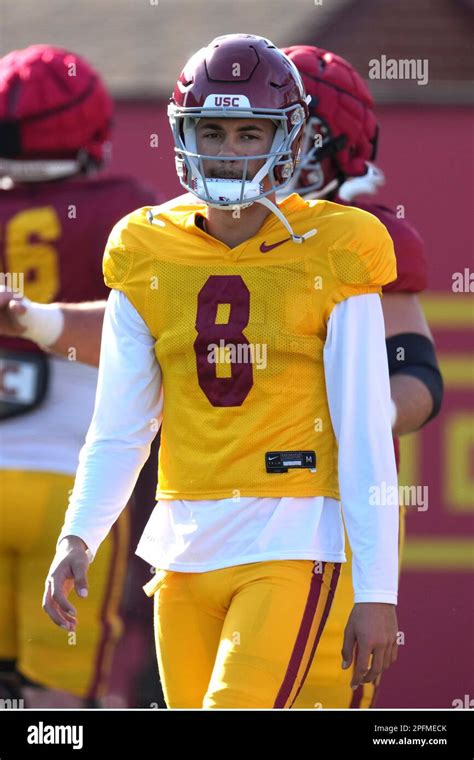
left=103, top=193, right=396, bottom=501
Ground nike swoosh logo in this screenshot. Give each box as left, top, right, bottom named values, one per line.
left=260, top=237, right=291, bottom=253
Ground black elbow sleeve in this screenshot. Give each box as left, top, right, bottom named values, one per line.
left=386, top=332, right=444, bottom=423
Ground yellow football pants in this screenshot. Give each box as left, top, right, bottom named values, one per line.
left=143, top=559, right=341, bottom=708
left=293, top=506, right=406, bottom=708
left=0, top=469, right=130, bottom=698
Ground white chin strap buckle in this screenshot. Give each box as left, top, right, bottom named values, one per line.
left=195, top=178, right=261, bottom=207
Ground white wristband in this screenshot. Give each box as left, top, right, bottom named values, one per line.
left=15, top=297, right=65, bottom=347
left=390, top=398, right=398, bottom=429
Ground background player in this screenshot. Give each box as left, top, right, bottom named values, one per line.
left=0, top=45, right=156, bottom=707
left=280, top=45, right=443, bottom=708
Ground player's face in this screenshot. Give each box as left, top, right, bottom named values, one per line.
left=196, top=118, right=276, bottom=181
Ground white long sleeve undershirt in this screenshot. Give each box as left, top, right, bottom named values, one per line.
left=58, top=288, right=399, bottom=605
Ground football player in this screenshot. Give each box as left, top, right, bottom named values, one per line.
left=280, top=45, right=443, bottom=708
left=41, top=34, right=401, bottom=709
left=0, top=45, right=156, bottom=707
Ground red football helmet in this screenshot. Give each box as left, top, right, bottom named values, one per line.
left=281, top=45, right=380, bottom=198
left=168, top=34, right=310, bottom=212
left=0, top=45, right=113, bottom=181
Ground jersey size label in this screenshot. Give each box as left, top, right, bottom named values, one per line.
left=265, top=450, right=317, bottom=474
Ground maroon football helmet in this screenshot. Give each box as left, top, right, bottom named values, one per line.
left=168, top=34, right=310, bottom=210
left=0, top=45, right=113, bottom=181
left=281, top=45, right=380, bottom=199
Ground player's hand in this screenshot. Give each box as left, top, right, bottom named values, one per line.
left=42, top=536, right=91, bottom=632
left=0, top=289, right=28, bottom=337
left=341, top=603, right=398, bottom=689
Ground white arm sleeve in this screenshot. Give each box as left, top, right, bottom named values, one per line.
left=324, top=293, right=399, bottom=605
left=57, top=289, right=163, bottom=560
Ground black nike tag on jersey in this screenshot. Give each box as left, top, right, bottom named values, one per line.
left=265, top=450, right=316, bottom=474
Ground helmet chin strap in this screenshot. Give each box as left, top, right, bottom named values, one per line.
left=253, top=122, right=317, bottom=243
left=256, top=195, right=317, bottom=244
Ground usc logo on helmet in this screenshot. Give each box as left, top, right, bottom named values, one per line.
left=203, top=94, right=251, bottom=108
left=215, top=96, right=241, bottom=107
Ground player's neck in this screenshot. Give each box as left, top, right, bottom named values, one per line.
left=204, top=197, right=273, bottom=249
